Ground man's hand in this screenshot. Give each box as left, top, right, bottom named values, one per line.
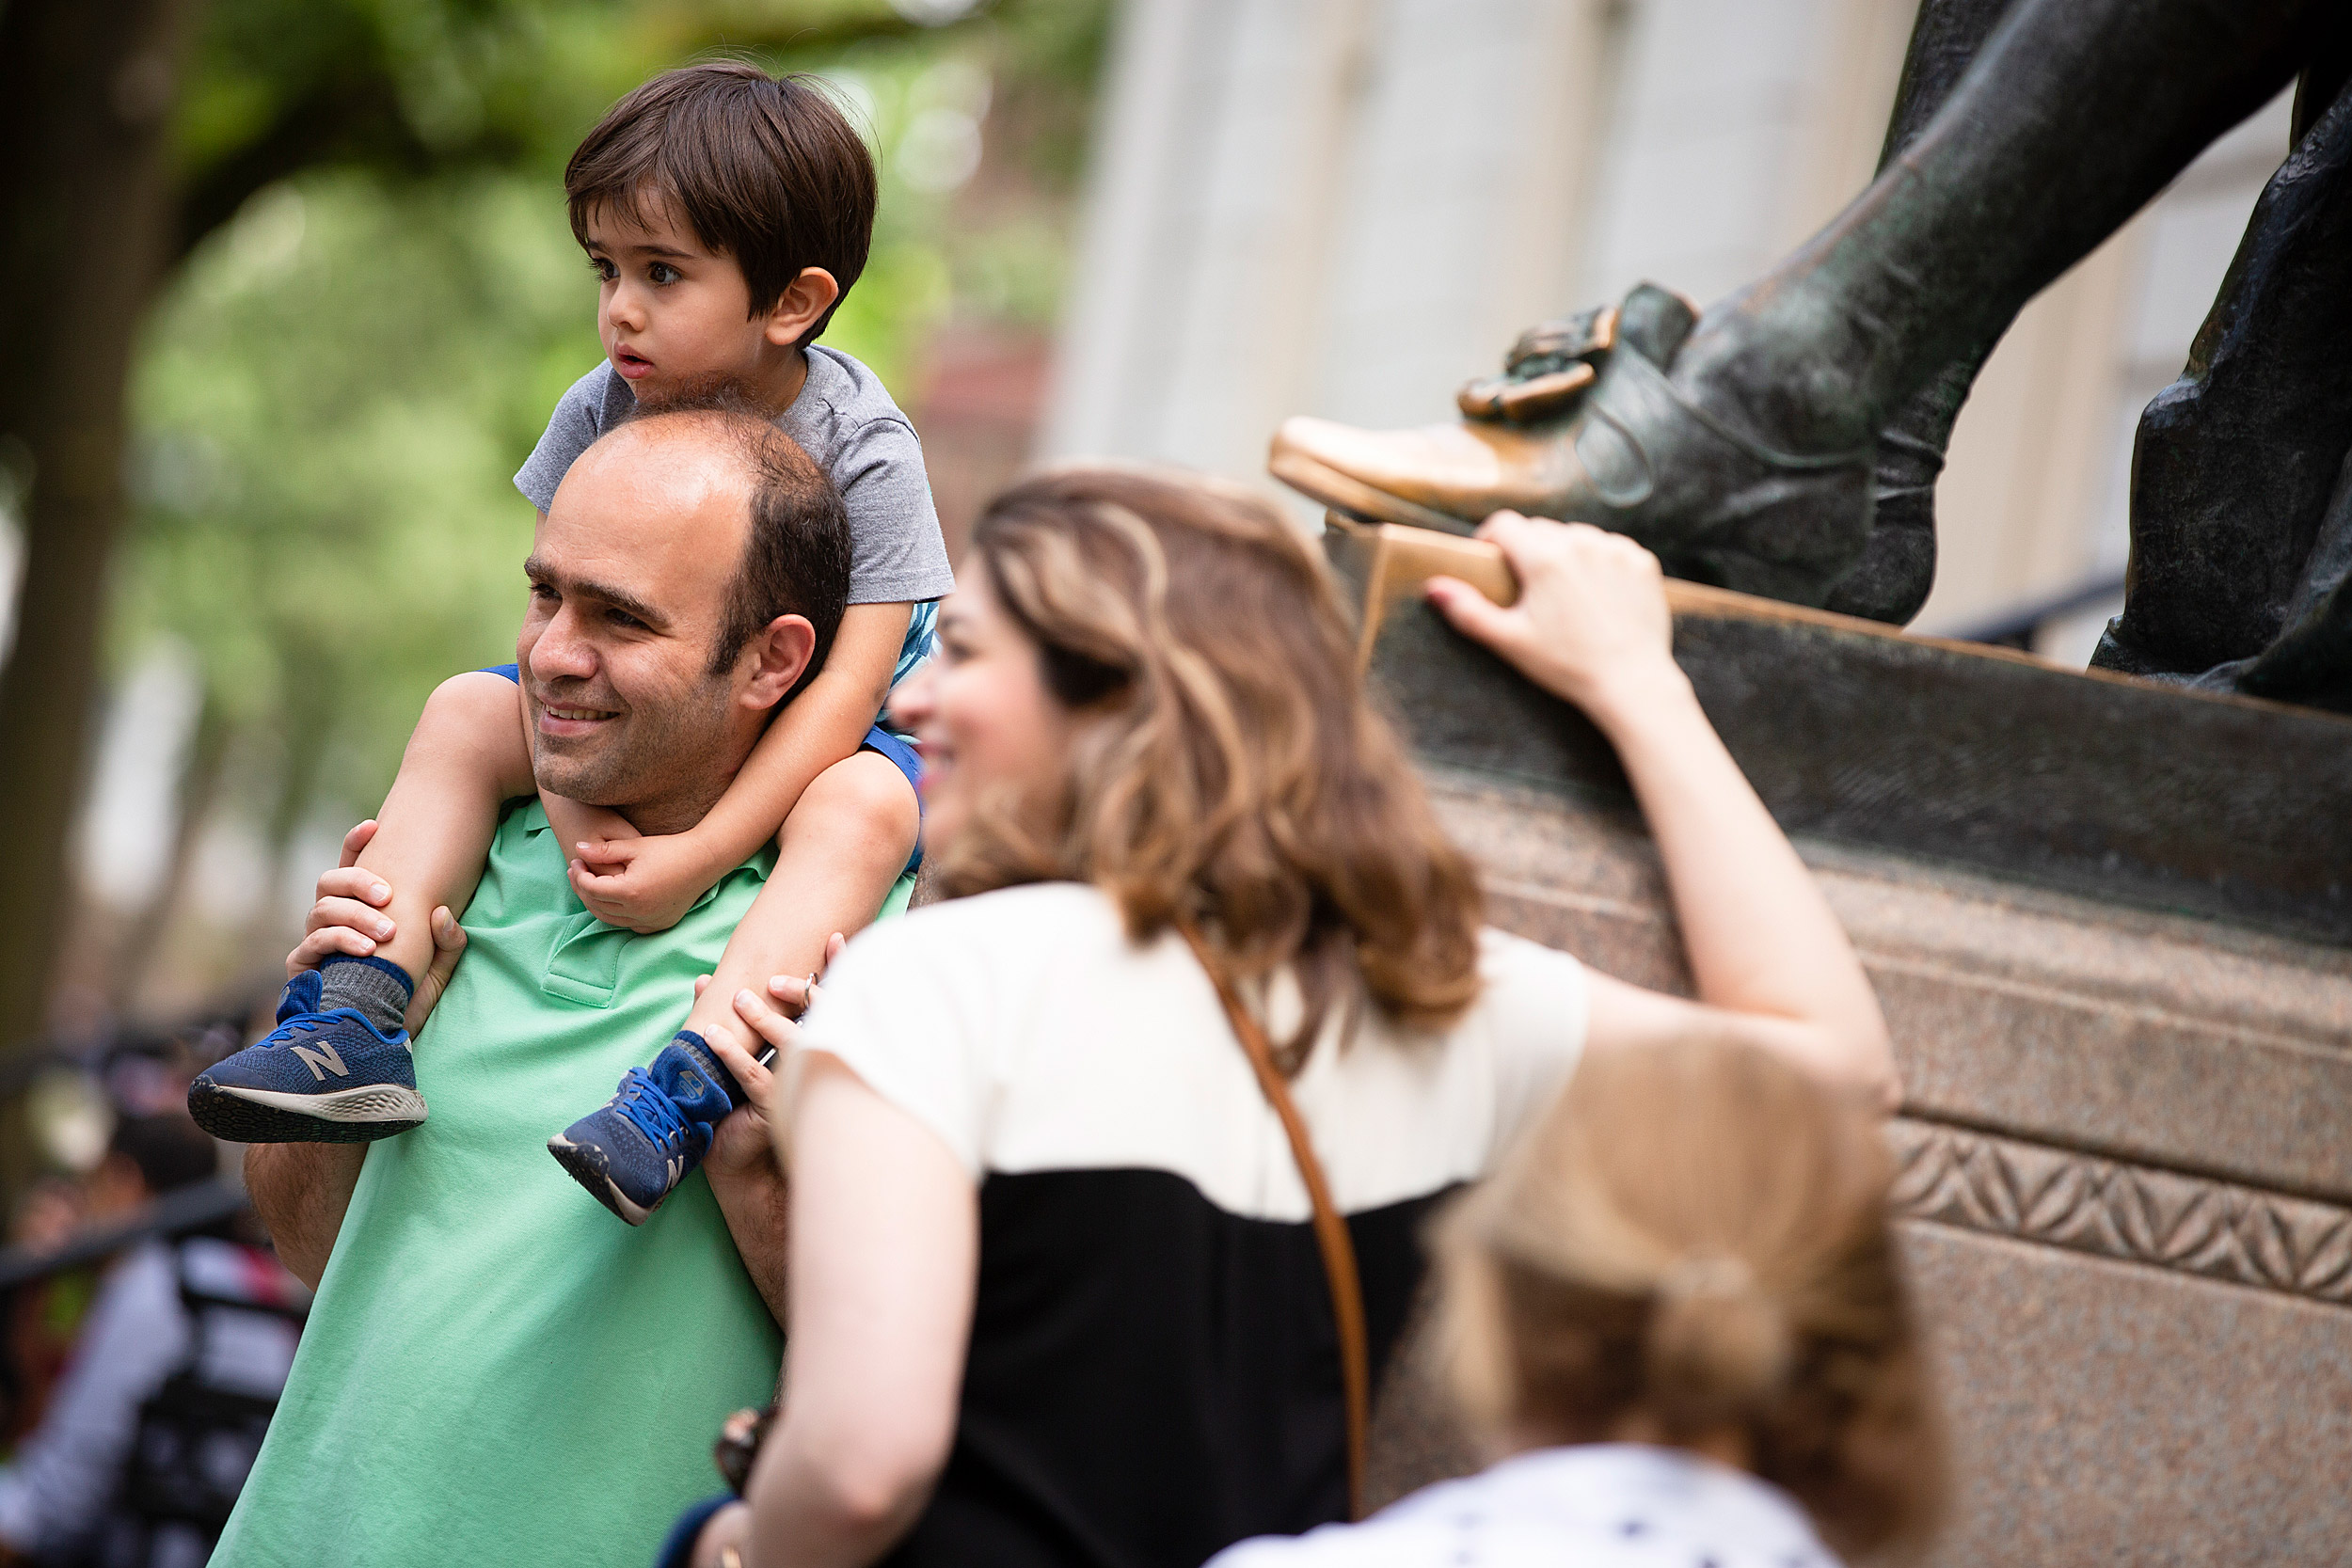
left=285, top=821, right=469, bottom=1036
left=693, top=933, right=846, bottom=1336
left=696, top=992, right=791, bottom=1328
left=1423, top=512, right=1688, bottom=723
left=695, top=989, right=783, bottom=1184
left=760, top=930, right=848, bottom=1022
left=691, top=1502, right=752, bottom=1568
left=569, top=830, right=723, bottom=934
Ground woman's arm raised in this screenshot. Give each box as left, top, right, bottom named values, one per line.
left=1426, top=514, right=1898, bottom=1109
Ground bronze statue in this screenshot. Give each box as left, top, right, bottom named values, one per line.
left=1271, top=0, right=2352, bottom=711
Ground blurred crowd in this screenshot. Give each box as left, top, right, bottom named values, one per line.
left=0, top=1018, right=305, bottom=1568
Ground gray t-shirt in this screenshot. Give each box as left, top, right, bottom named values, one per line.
left=514, top=346, right=957, bottom=614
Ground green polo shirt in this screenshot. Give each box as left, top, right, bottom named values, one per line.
left=217, top=800, right=896, bottom=1565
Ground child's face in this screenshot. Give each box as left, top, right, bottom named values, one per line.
left=580, top=199, right=786, bottom=400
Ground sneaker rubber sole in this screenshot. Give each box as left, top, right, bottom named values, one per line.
left=188, top=1080, right=427, bottom=1145
left=546, top=1134, right=659, bottom=1227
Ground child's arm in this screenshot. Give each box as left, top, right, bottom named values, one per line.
left=563, top=602, right=915, bottom=930
left=678, top=747, right=920, bottom=1058
left=346, top=672, right=537, bottom=1007
left=540, top=792, right=641, bottom=911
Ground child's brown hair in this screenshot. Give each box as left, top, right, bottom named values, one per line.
left=566, top=61, right=877, bottom=346
left=1435, top=1034, right=1946, bottom=1558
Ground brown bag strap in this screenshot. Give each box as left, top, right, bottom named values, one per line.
left=1177, top=924, right=1370, bottom=1521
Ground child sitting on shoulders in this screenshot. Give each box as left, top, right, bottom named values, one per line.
left=1213, top=1033, right=1946, bottom=1568
left=189, top=62, right=953, bottom=1226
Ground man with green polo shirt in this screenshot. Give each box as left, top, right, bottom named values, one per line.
left=215, top=401, right=871, bottom=1565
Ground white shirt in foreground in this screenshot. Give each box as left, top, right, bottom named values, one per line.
left=1209, top=1445, right=1843, bottom=1568
left=798, top=880, right=1590, bottom=1220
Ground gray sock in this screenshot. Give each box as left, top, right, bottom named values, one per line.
left=318, top=957, right=414, bottom=1039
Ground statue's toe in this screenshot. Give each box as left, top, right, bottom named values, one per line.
left=1269, top=282, right=1880, bottom=608
left=1270, top=415, right=1567, bottom=534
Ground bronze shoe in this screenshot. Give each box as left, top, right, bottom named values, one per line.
left=1269, top=283, right=1878, bottom=608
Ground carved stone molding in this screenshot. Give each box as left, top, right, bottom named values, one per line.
left=1889, top=1118, right=2352, bottom=1307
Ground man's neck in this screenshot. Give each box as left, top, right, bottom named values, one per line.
left=605, top=723, right=763, bottom=837
left=615, top=776, right=734, bottom=840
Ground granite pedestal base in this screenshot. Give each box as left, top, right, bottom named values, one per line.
left=1336, top=519, right=2352, bottom=1564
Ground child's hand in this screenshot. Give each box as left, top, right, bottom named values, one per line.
left=567, top=832, right=720, bottom=933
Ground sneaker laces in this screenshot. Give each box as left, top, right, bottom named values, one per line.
left=255, top=1006, right=398, bottom=1050
left=612, top=1068, right=693, bottom=1154
left=256, top=1010, right=341, bottom=1049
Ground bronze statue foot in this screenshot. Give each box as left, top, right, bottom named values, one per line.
left=1269, top=283, right=1879, bottom=608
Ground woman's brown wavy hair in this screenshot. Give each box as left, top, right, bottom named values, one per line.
left=936, top=464, right=1486, bottom=1065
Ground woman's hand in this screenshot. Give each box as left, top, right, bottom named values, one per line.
left=569, top=830, right=721, bottom=934
left=283, top=821, right=467, bottom=1035
left=1432, top=519, right=1896, bottom=1106
left=1423, top=512, right=1688, bottom=724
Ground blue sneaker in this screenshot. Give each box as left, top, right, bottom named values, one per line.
left=548, top=1033, right=740, bottom=1225
left=188, top=971, right=427, bottom=1144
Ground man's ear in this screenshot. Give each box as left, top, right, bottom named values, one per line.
left=761, top=268, right=841, bottom=350
left=740, top=614, right=819, bottom=708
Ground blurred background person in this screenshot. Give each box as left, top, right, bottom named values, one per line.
left=1211, top=1032, right=1946, bottom=1568
left=0, top=1025, right=233, bottom=1456
left=0, top=1115, right=305, bottom=1568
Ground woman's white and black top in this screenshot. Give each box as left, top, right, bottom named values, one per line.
left=1207, top=1445, right=1844, bottom=1568
left=799, top=881, right=1590, bottom=1568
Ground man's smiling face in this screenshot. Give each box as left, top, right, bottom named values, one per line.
left=581, top=198, right=771, bottom=401
left=518, top=422, right=764, bottom=829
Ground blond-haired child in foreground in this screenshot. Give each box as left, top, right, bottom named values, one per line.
left=1213, top=1032, right=1947, bottom=1568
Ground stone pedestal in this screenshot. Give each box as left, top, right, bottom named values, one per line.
left=1333, top=519, right=2352, bottom=1564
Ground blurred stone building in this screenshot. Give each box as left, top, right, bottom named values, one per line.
left=1041, top=0, right=2294, bottom=664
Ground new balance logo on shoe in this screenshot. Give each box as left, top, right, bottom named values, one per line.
left=291, top=1040, right=351, bottom=1082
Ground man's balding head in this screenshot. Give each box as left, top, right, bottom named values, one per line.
left=521, top=400, right=850, bottom=833
left=602, top=401, right=851, bottom=680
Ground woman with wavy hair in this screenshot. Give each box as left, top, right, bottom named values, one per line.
left=692, top=467, right=1899, bottom=1568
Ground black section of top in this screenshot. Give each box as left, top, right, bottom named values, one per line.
left=882, top=1167, right=1454, bottom=1568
